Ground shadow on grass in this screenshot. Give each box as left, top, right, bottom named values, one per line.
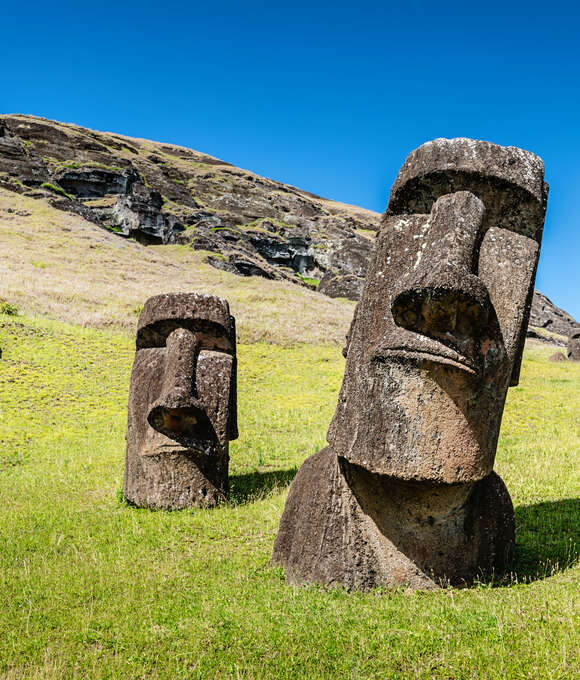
left=229, top=467, right=298, bottom=505
left=508, top=498, right=579, bottom=583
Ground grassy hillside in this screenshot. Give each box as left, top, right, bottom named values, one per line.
left=0, top=188, right=354, bottom=345
left=0, top=312, right=578, bottom=679
left=0, top=114, right=380, bottom=290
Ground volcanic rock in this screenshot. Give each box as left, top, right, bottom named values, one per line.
left=529, top=291, right=579, bottom=338
left=0, top=114, right=379, bottom=286
left=272, top=138, right=548, bottom=590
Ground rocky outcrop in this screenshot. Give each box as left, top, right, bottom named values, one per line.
left=0, top=120, right=50, bottom=189
left=0, top=118, right=185, bottom=244
left=529, top=291, right=580, bottom=338
left=0, top=114, right=379, bottom=285
left=0, top=114, right=576, bottom=334
left=54, top=166, right=139, bottom=198
left=111, top=184, right=185, bottom=244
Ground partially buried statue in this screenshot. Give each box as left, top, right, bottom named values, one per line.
left=124, top=293, right=238, bottom=509
left=272, top=138, right=548, bottom=589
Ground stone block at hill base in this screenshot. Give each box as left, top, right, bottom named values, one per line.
left=272, top=138, right=548, bottom=590
left=123, top=293, right=238, bottom=509
left=568, top=331, right=580, bottom=360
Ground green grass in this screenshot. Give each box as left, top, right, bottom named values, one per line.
left=0, top=302, right=18, bottom=316
left=0, top=315, right=578, bottom=679
left=40, top=183, right=74, bottom=201
left=298, top=275, right=320, bottom=288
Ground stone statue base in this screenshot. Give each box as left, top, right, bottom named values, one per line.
left=271, top=448, right=514, bottom=590
left=123, top=447, right=229, bottom=510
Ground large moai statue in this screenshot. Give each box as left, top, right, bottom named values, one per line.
left=124, top=293, right=238, bottom=509
left=272, top=138, right=548, bottom=589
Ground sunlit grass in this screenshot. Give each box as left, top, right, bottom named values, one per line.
left=0, top=315, right=578, bottom=678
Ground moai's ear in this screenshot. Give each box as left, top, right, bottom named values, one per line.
left=342, top=303, right=359, bottom=358
left=508, top=282, right=536, bottom=387
left=197, top=351, right=236, bottom=447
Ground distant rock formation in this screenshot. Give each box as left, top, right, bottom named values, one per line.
left=0, top=114, right=378, bottom=283
left=529, top=291, right=580, bottom=339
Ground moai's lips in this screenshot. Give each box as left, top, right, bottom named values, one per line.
left=376, top=272, right=506, bottom=378
left=371, top=346, right=478, bottom=375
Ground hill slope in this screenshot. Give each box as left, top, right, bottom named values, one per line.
left=0, top=114, right=577, bottom=344
left=0, top=114, right=378, bottom=290
left=0, top=187, right=354, bottom=345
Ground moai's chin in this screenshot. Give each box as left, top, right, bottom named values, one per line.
left=271, top=447, right=515, bottom=590
left=123, top=447, right=229, bottom=510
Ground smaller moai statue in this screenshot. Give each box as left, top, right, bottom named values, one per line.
left=568, top=331, right=580, bottom=361
left=124, top=293, right=238, bottom=509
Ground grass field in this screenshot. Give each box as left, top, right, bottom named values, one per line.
left=0, top=312, right=578, bottom=679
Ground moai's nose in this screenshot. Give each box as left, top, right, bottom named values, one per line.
left=391, top=192, right=495, bottom=357
left=147, top=327, right=214, bottom=445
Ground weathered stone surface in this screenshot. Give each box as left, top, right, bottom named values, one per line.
left=0, top=126, right=50, bottom=189
left=272, top=138, right=548, bottom=590
left=568, top=331, right=580, bottom=361
left=54, top=166, right=139, bottom=198
left=316, top=231, right=374, bottom=300
left=112, top=183, right=184, bottom=244
left=124, top=293, right=238, bottom=509
left=318, top=272, right=364, bottom=301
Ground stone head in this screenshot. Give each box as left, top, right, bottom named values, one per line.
left=328, top=138, right=547, bottom=483
left=127, top=293, right=238, bottom=458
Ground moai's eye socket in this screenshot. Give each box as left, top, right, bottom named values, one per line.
left=135, top=292, right=235, bottom=353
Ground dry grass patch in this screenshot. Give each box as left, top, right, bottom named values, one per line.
left=0, top=189, right=354, bottom=345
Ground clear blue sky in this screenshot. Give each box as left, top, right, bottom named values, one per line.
left=2, top=1, right=579, bottom=318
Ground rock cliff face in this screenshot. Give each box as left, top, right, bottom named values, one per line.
left=529, top=291, right=579, bottom=339
left=0, top=114, right=378, bottom=283
left=0, top=114, right=576, bottom=338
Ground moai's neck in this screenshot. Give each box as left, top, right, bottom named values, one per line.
left=340, top=458, right=478, bottom=586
